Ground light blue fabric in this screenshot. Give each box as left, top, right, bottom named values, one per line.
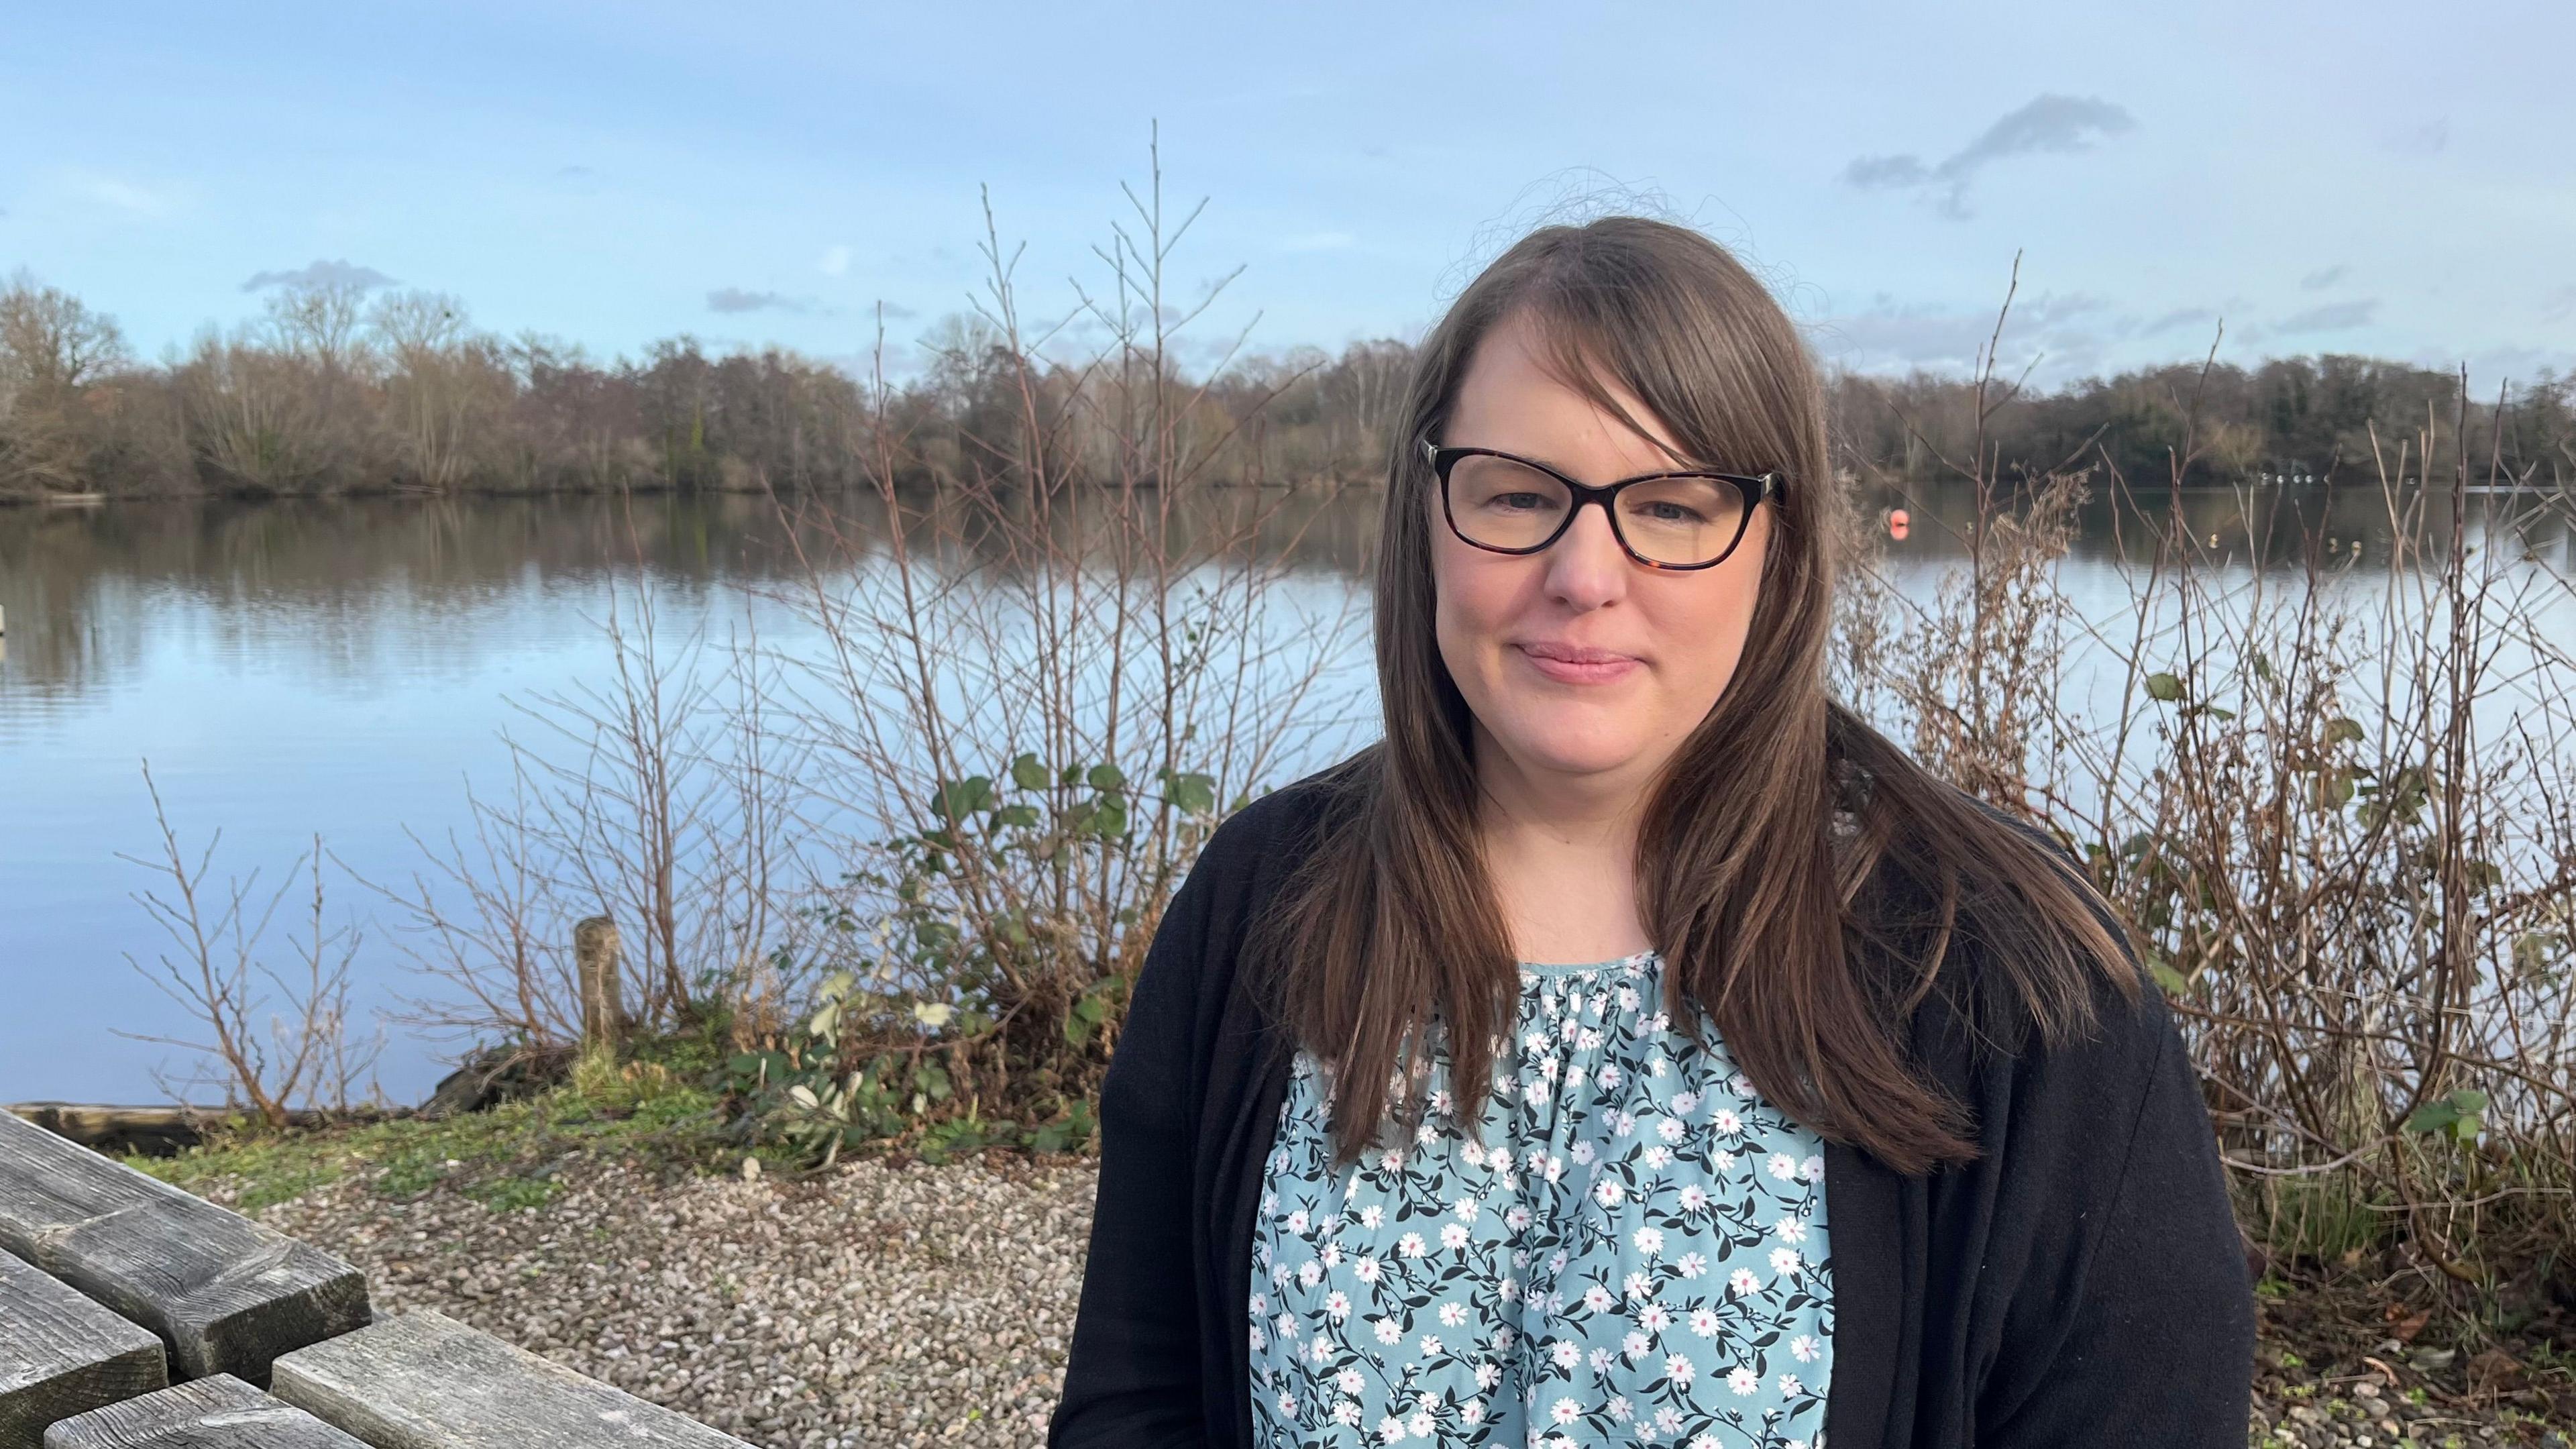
left=1248, top=951, right=1833, bottom=1448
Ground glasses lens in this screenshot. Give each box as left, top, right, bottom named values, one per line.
left=1616, top=476, right=1746, bottom=566
left=1448, top=453, right=1572, bottom=550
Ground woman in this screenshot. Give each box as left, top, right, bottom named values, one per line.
left=1051, top=217, right=2253, bottom=1448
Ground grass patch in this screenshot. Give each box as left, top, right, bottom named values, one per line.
left=130, top=1051, right=749, bottom=1214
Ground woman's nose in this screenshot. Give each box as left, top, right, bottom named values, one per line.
left=1542, top=500, right=1629, bottom=608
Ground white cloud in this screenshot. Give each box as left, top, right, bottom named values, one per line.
left=1843, top=95, right=2137, bottom=219
left=819, top=244, right=852, bottom=277
left=242, top=259, right=400, bottom=292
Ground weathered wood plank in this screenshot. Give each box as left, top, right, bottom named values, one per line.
left=42, top=1375, right=367, bottom=1449
left=272, top=1311, right=754, bottom=1449
left=0, top=1253, right=167, bottom=1449
left=0, top=1108, right=369, bottom=1384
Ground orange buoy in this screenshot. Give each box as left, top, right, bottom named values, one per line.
left=1888, top=507, right=1911, bottom=541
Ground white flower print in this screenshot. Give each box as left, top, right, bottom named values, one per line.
left=1249, top=955, right=1831, bottom=1446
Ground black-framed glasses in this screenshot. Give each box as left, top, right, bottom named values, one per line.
left=1421, top=438, right=1782, bottom=571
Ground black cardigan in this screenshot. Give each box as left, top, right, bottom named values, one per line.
left=1051, top=773, right=2255, bottom=1448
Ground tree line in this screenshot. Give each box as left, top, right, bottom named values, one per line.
left=2, top=268, right=2567, bottom=502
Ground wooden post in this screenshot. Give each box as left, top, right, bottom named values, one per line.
left=574, top=916, right=622, bottom=1055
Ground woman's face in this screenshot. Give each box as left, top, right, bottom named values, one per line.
left=1432, top=312, right=1770, bottom=793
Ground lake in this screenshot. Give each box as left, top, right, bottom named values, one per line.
left=3, top=482, right=2571, bottom=1103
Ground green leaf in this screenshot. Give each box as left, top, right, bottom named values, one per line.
left=932, top=775, right=994, bottom=822
left=2143, top=672, right=2186, bottom=702
left=1087, top=762, right=1126, bottom=792
left=1092, top=795, right=1130, bottom=839
left=2402, top=1089, right=2487, bottom=1140
left=2147, top=959, right=2193, bottom=997
left=1167, top=771, right=1217, bottom=815
left=2324, top=717, right=2365, bottom=747
left=2314, top=767, right=2354, bottom=811
left=989, top=804, right=1041, bottom=830
left=1010, top=753, right=1050, bottom=792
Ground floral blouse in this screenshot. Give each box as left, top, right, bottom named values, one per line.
left=1248, top=951, right=1833, bottom=1448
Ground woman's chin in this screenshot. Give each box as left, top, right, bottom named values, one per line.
left=1489, top=720, right=1659, bottom=781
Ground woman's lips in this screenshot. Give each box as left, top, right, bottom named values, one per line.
left=1514, top=641, right=1642, bottom=684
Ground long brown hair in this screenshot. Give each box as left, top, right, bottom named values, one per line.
left=1259, top=216, right=2136, bottom=1176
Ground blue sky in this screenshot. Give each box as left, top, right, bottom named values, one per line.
left=5, top=1, right=2570, bottom=390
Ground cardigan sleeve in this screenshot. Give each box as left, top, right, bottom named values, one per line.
left=1976, top=983, right=2256, bottom=1447
left=1049, top=830, right=1224, bottom=1448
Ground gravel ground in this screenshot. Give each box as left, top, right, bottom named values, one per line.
left=223, top=1156, right=2567, bottom=1449
left=246, top=1156, right=1089, bottom=1447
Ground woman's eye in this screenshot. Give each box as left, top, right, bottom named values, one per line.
left=1490, top=492, right=1548, bottom=512
left=1642, top=502, right=1705, bottom=523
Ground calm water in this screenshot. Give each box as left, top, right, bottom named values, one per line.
left=3, top=484, right=2569, bottom=1102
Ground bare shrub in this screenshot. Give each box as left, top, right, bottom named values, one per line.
left=118, top=763, right=382, bottom=1122
left=360, top=578, right=822, bottom=1057
left=1840, top=288, right=2576, bottom=1301
left=737, top=144, right=1368, bottom=1157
